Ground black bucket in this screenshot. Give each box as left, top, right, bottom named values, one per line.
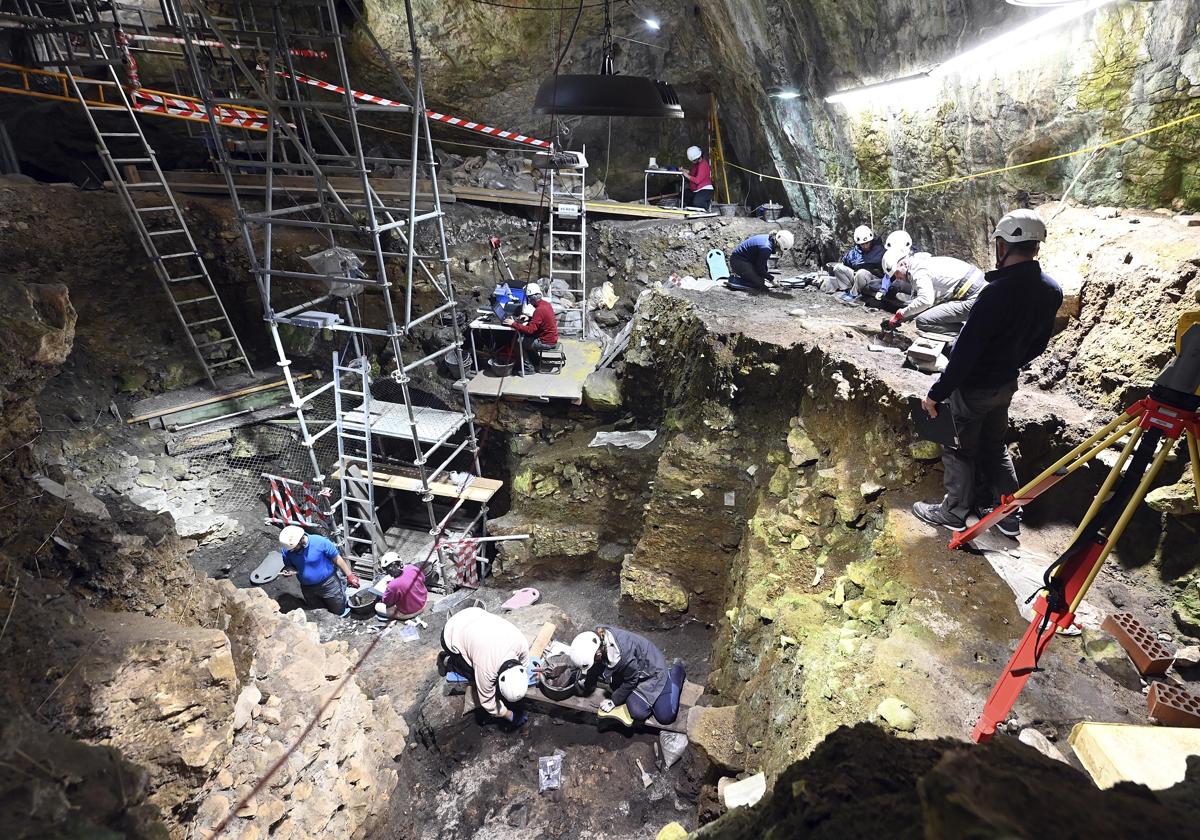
left=537, top=653, right=581, bottom=700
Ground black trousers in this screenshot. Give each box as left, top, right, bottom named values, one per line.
left=942, top=381, right=1020, bottom=521
left=684, top=187, right=714, bottom=210
left=730, top=255, right=767, bottom=288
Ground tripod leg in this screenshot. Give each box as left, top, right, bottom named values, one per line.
left=972, top=432, right=1175, bottom=741
left=949, top=413, right=1138, bottom=549
left=1064, top=425, right=1145, bottom=548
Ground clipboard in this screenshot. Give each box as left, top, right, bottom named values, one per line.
left=909, top=396, right=958, bottom=448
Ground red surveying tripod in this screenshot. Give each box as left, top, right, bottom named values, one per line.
left=950, top=313, right=1200, bottom=743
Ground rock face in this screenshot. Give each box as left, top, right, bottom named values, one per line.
left=695, top=723, right=1198, bottom=839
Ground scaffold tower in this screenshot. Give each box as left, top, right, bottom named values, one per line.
left=4, top=0, right=489, bottom=587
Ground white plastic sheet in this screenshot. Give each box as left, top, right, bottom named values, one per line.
left=588, top=430, right=658, bottom=450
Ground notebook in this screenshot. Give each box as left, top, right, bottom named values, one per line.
left=909, top=396, right=958, bottom=448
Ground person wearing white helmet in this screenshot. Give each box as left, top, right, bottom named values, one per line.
left=880, top=250, right=986, bottom=336
left=440, top=606, right=530, bottom=726
left=568, top=626, right=686, bottom=725
left=885, top=229, right=913, bottom=255
left=503, top=280, right=558, bottom=376
left=278, top=525, right=360, bottom=616
left=828, top=225, right=885, bottom=302
left=682, top=145, right=714, bottom=211
left=869, top=233, right=916, bottom=301
left=728, top=229, right=794, bottom=291
left=913, top=208, right=1062, bottom=536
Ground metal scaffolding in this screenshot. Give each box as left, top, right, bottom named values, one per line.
left=4, top=0, right=488, bottom=587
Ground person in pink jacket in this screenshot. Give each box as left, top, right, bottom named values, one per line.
left=683, top=145, right=714, bottom=211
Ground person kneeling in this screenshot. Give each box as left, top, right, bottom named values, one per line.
left=569, top=626, right=686, bottom=725
left=728, top=229, right=794, bottom=291
left=441, top=606, right=530, bottom=728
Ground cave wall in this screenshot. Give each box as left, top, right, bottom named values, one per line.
left=359, top=0, right=1200, bottom=256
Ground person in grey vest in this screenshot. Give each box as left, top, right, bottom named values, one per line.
left=568, top=626, right=686, bottom=725
left=881, top=251, right=986, bottom=336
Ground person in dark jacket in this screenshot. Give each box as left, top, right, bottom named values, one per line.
left=568, top=626, right=686, bottom=725
left=913, top=209, right=1063, bottom=537
left=828, top=225, right=885, bottom=301
left=728, top=229, right=795, bottom=291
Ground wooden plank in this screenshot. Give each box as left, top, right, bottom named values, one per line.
left=149, top=171, right=452, bottom=204
left=467, top=337, right=601, bottom=404
left=529, top=622, right=556, bottom=659
left=127, top=374, right=311, bottom=424
left=451, top=184, right=714, bottom=220
left=330, top=467, right=502, bottom=503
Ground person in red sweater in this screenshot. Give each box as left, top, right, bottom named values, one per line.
left=684, top=145, right=714, bottom=211
left=504, top=282, right=559, bottom=375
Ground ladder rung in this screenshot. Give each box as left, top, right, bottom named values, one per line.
left=168, top=273, right=206, bottom=283
left=555, top=250, right=583, bottom=256
left=208, top=357, right=247, bottom=369
left=113, top=157, right=152, bottom=164
left=194, top=337, right=237, bottom=349
left=136, top=205, right=173, bottom=212
left=85, top=105, right=122, bottom=111
left=160, top=252, right=197, bottom=260
left=149, top=229, right=186, bottom=237
left=176, top=295, right=217, bottom=305
left=344, top=516, right=374, bottom=525
left=185, top=316, right=229, bottom=328
left=100, top=132, right=140, bottom=137
left=553, top=230, right=582, bottom=236
left=126, top=182, right=165, bottom=189
left=553, top=269, right=583, bottom=274
left=340, top=434, right=369, bottom=443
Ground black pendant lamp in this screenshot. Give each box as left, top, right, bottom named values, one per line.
left=533, top=1, right=684, bottom=119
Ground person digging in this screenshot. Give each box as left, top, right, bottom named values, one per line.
left=569, top=627, right=685, bottom=726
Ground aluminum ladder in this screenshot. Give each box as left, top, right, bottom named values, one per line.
left=331, top=352, right=381, bottom=580
left=31, top=2, right=253, bottom=387
left=547, top=148, right=588, bottom=336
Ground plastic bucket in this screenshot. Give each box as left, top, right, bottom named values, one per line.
left=715, top=203, right=737, bottom=217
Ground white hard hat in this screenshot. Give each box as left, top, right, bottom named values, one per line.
left=992, top=209, right=1047, bottom=244
left=497, top=662, right=529, bottom=704
left=279, top=525, right=305, bottom=550
left=568, top=631, right=601, bottom=668
left=853, top=225, right=874, bottom=245
left=524, top=282, right=542, bottom=297
left=885, top=230, right=912, bottom=253
left=773, top=229, right=795, bottom=251
left=882, top=247, right=910, bottom=277
left=686, top=145, right=702, bottom=162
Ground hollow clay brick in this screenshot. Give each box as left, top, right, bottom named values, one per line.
left=1101, top=613, right=1174, bottom=676
left=1147, top=682, right=1200, bottom=729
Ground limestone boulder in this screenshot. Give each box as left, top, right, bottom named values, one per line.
left=687, top=705, right=745, bottom=773
left=620, top=559, right=690, bottom=617
left=583, top=368, right=622, bottom=411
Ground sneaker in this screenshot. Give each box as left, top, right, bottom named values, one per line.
left=979, top=505, right=1021, bottom=538
left=836, top=291, right=861, bottom=304
left=912, top=501, right=966, bottom=532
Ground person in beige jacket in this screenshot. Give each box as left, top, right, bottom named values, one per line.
left=440, top=606, right=530, bottom=723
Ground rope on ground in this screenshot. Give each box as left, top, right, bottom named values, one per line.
left=726, top=109, right=1200, bottom=195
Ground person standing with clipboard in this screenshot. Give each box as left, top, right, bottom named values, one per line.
left=911, top=210, right=1063, bottom=537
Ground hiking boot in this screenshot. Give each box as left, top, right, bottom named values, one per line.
left=978, top=505, right=1021, bottom=538
left=912, top=501, right=966, bottom=532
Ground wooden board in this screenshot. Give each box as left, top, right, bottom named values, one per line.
left=330, top=466, right=502, bottom=503
left=146, top=171, right=450, bottom=205
left=529, top=622, right=556, bottom=660
left=451, top=184, right=716, bottom=220
left=467, top=337, right=602, bottom=404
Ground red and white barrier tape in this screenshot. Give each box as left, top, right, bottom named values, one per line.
left=127, top=32, right=327, bottom=59
left=273, top=69, right=550, bottom=149
left=133, top=88, right=268, bottom=127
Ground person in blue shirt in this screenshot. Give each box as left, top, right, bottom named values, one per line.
left=828, top=225, right=885, bottom=301
left=728, top=229, right=794, bottom=291
left=279, top=525, right=361, bottom=616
